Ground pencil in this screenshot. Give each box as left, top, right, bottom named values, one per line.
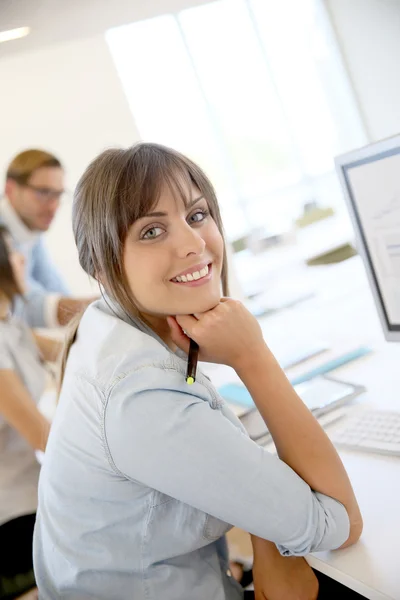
left=186, top=339, right=199, bottom=384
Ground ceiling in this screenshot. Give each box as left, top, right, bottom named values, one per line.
left=0, top=0, right=209, bottom=59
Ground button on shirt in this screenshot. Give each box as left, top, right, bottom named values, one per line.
left=33, top=299, right=350, bottom=600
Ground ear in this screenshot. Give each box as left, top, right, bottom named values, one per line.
left=5, top=178, right=16, bottom=199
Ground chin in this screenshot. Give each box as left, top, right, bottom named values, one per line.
left=37, top=224, right=51, bottom=232
left=177, top=293, right=221, bottom=315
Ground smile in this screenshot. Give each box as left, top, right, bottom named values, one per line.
left=171, top=263, right=212, bottom=284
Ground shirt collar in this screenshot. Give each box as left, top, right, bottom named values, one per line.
left=97, top=295, right=187, bottom=359
left=0, top=196, right=39, bottom=245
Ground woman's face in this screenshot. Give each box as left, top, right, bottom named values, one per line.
left=123, top=182, right=224, bottom=319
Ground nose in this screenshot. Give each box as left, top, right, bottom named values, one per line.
left=175, top=222, right=206, bottom=259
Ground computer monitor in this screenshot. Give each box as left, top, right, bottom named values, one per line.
left=335, top=134, right=400, bottom=342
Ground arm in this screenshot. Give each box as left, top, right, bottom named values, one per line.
left=105, top=365, right=350, bottom=556
left=235, top=349, right=363, bottom=549
left=0, top=369, right=50, bottom=452
left=14, top=286, right=93, bottom=328
left=31, top=239, right=96, bottom=326
left=251, top=537, right=319, bottom=600
left=32, top=332, right=63, bottom=363
left=170, top=301, right=362, bottom=550
left=56, top=297, right=96, bottom=327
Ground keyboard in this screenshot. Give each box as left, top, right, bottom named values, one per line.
left=330, top=409, right=400, bottom=457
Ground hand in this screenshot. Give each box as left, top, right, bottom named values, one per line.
left=167, top=298, right=267, bottom=370
left=252, top=540, right=319, bottom=600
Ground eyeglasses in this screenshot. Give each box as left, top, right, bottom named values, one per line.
left=23, top=183, right=66, bottom=203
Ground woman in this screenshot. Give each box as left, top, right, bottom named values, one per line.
left=33, top=144, right=363, bottom=600
left=0, top=225, right=60, bottom=599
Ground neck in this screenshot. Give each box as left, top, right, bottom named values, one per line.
left=140, top=313, right=175, bottom=350
left=0, top=295, right=11, bottom=320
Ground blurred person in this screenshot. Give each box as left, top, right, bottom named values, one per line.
left=1, top=149, right=95, bottom=328
left=0, top=225, right=61, bottom=599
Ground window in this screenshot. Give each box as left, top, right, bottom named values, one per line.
left=106, top=0, right=366, bottom=243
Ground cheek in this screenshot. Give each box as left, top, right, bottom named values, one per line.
left=206, top=223, right=224, bottom=261
left=123, top=248, right=167, bottom=298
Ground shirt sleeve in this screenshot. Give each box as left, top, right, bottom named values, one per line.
left=13, top=289, right=50, bottom=328
left=0, top=335, right=13, bottom=370
left=104, top=366, right=350, bottom=557
left=30, top=238, right=70, bottom=296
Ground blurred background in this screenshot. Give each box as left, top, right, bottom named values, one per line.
left=0, top=0, right=399, bottom=310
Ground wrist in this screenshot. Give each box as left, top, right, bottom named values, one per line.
left=233, top=344, right=275, bottom=380
left=251, top=535, right=278, bottom=558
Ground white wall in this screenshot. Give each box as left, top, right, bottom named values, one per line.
left=326, top=0, right=400, bottom=141
left=0, top=35, right=140, bottom=294
left=1, top=0, right=400, bottom=295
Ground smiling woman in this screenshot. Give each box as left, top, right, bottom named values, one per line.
left=33, top=143, right=362, bottom=600
left=123, top=180, right=224, bottom=324
left=70, top=143, right=229, bottom=335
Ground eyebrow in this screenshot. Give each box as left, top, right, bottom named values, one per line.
left=142, top=195, right=205, bottom=219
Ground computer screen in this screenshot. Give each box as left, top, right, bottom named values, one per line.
left=335, top=134, right=400, bottom=342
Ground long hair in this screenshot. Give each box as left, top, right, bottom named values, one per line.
left=59, top=143, right=229, bottom=386
left=0, top=225, right=22, bottom=303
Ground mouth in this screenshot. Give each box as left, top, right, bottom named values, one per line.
left=170, top=262, right=213, bottom=286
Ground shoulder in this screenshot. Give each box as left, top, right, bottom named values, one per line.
left=67, top=301, right=223, bottom=408
left=67, top=300, right=178, bottom=391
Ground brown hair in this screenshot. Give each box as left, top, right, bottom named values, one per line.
left=0, top=225, right=22, bottom=303
left=59, top=142, right=229, bottom=388
left=6, top=149, right=62, bottom=185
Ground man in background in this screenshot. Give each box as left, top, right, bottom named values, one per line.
left=1, top=149, right=94, bottom=327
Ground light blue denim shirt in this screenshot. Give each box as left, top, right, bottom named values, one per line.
left=33, top=299, right=350, bottom=600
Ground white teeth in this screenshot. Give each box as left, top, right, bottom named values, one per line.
left=172, top=264, right=210, bottom=283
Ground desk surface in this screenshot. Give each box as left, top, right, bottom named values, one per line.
left=306, top=344, right=400, bottom=600
left=204, top=256, right=400, bottom=600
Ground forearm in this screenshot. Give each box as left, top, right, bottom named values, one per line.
left=14, top=406, right=50, bottom=453
left=32, top=332, right=63, bottom=363
left=251, top=535, right=281, bottom=561
left=57, top=297, right=95, bottom=326
left=236, top=348, right=362, bottom=545
left=0, top=371, right=50, bottom=453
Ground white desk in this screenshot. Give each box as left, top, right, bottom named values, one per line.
left=204, top=256, right=400, bottom=600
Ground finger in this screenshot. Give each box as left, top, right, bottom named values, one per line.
left=175, top=314, right=198, bottom=335
left=193, top=299, right=227, bottom=321
left=167, top=317, right=190, bottom=353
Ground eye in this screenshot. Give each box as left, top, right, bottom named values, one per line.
left=142, top=226, right=164, bottom=240
left=188, top=209, right=209, bottom=224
